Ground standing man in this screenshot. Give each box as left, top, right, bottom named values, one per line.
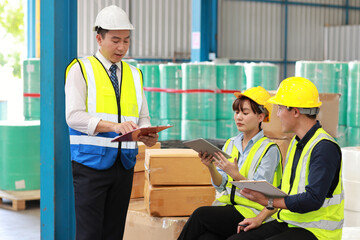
left=227, top=77, right=343, bottom=240
left=65, top=5, right=158, bottom=240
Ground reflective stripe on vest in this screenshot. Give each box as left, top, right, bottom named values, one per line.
left=213, top=137, right=282, bottom=220
left=278, top=128, right=344, bottom=240
left=65, top=57, right=143, bottom=170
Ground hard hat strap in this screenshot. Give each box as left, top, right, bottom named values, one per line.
left=258, top=105, right=265, bottom=113
left=298, top=108, right=320, bottom=116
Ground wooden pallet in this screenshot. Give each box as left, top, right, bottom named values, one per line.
left=0, top=189, right=40, bottom=211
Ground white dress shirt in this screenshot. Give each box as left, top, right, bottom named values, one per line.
left=65, top=50, right=151, bottom=135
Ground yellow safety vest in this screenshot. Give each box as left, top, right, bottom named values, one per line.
left=278, top=128, right=343, bottom=240
left=213, top=136, right=282, bottom=219
left=65, top=56, right=143, bottom=170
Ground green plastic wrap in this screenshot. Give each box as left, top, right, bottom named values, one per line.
left=216, top=120, right=238, bottom=140
left=138, top=64, right=161, bottom=119
left=216, top=94, right=236, bottom=120
left=182, top=63, right=216, bottom=120
left=158, top=119, right=181, bottom=141
left=0, top=121, right=40, bottom=190
left=245, top=63, right=279, bottom=91
left=346, top=127, right=360, bottom=147
left=295, top=61, right=349, bottom=125
left=335, top=125, right=347, bottom=148
left=235, top=63, right=247, bottom=91
left=181, top=120, right=216, bottom=140
left=0, top=100, right=7, bottom=120
left=335, top=63, right=349, bottom=125
left=23, top=58, right=40, bottom=120
left=216, top=64, right=245, bottom=120
left=347, top=62, right=360, bottom=127
left=122, top=59, right=138, bottom=68
left=159, top=64, right=182, bottom=120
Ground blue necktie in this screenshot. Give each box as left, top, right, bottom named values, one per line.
left=109, top=64, right=120, bottom=101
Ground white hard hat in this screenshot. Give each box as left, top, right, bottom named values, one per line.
left=94, top=5, right=134, bottom=31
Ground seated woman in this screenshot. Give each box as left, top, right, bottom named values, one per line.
left=178, top=86, right=282, bottom=240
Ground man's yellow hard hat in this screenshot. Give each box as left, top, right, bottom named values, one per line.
left=234, top=86, right=272, bottom=122
left=268, top=77, right=322, bottom=108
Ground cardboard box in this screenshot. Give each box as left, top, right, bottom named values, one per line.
left=144, top=180, right=216, bottom=217
left=145, top=149, right=212, bottom=186
left=124, top=198, right=188, bottom=240
left=130, top=171, right=145, bottom=199
left=135, top=142, right=161, bottom=172
left=263, top=93, right=340, bottom=139
left=269, top=138, right=292, bottom=168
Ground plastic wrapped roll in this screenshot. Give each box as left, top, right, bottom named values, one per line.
left=159, top=64, right=182, bottom=120
left=346, top=127, right=360, bottom=147
left=0, top=100, right=7, bottom=120
left=335, top=125, right=347, bottom=148
left=296, top=61, right=349, bottom=125
left=23, top=58, right=40, bottom=120
left=347, top=62, right=360, bottom=127
left=245, top=63, right=279, bottom=91
left=181, top=120, right=216, bottom=140
left=138, top=64, right=161, bottom=119
left=0, top=121, right=40, bottom=190
left=216, top=120, right=238, bottom=140
left=335, top=63, right=348, bottom=125
left=158, top=119, right=181, bottom=141
left=182, top=93, right=216, bottom=120
left=235, top=63, right=247, bottom=91
left=296, top=61, right=336, bottom=93
left=182, top=63, right=216, bottom=120
left=342, top=147, right=360, bottom=182
left=216, top=64, right=245, bottom=120
left=123, top=59, right=138, bottom=68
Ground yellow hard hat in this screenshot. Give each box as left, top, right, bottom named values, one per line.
left=234, top=86, right=272, bottom=122
left=268, top=76, right=322, bottom=108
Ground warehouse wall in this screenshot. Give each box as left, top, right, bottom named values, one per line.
left=77, top=0, right=360, bottom=77
left=218, top=0, right=360, bottom=78
left=77, top=0, right=191, bottom=61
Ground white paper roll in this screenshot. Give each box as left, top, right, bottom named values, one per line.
left=344, top=179, right=360, bottom=212
left=342, top=147, right=360, bottom=182
left=344, top=209, right=360, bottom=227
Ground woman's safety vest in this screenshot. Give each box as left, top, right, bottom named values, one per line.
left=278, top=128, right=344, bottom=240
left=213, top=137, right=282, bottom=220
left=65, top=56, right=143, bottom=170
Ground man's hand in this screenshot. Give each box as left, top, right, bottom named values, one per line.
left=240, top=188, right=268, bottom=206
left=113, top=121, right=138, bottom=134
left=138, top=133, right=159, bottom=147
left=237, top=217, right=262, bottom=233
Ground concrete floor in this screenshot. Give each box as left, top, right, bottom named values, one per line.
left=0, top=199, right=359, bottom=240
left=0, top=199, right=40, bottom=240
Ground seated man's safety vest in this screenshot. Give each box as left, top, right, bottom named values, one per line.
left=65, top=56, right=143, bottom=170
left=278, top=128, right=343, bottom=240
left=213, top=137, right=282, bottom=220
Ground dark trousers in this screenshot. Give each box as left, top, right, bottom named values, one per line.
left=72, top=159, right=134, bottom=240
left=226, top=220, right=318, bottom=240
left=177, top=205, right=245, bottom=240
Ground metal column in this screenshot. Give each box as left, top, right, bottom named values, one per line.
left=191, top=0, right=217, bottom=62
left=40, top=0, right=77, bottom=239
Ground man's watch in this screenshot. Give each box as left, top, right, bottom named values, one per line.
left=266, top=198, right=274, bottom=210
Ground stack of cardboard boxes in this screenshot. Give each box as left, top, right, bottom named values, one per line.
left=130, top=142, right=161, bottom=199
left=144, top=148, right=215, bottom=217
